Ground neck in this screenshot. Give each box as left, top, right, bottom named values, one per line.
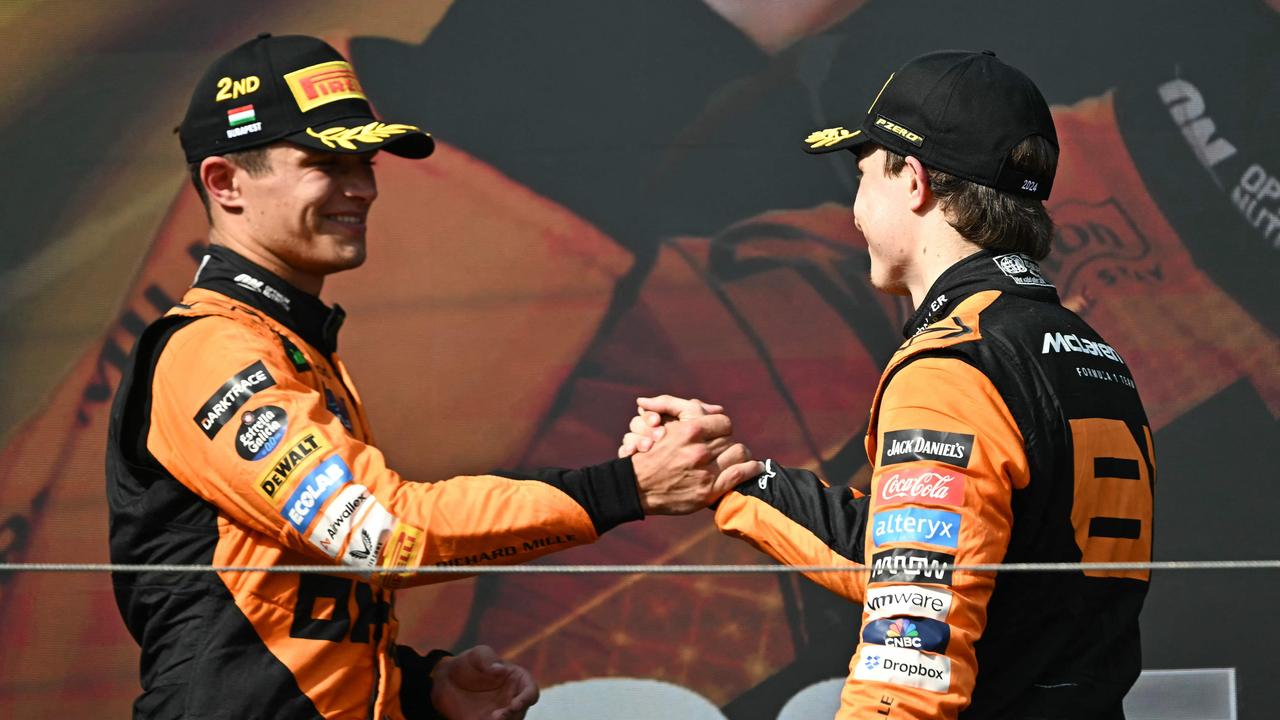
left=208, top=224, right=323, bottom=296
left=905, top=223, right=981, bottom=310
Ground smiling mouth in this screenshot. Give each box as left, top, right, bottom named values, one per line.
left=325, top=212, right=366, bottom=224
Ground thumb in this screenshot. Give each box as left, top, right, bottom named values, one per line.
left=697, top=401, right=725, bottom=415
left=454, top=645, right=504, bottom=682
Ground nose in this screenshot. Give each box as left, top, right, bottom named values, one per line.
left=344, top=162, right=378, bottom=204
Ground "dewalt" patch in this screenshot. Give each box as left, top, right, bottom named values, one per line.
left=874, top=116, right=924, bottom=147
left=257, top=430, right=332, bottom=504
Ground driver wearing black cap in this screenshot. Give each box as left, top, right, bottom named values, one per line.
left=626, top=50, right=1155, bottom=719
left=107, top=33, right=757, bottom=720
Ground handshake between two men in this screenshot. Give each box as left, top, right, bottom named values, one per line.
left=621, top=395, right=761, bottom=514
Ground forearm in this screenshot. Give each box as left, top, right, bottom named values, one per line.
left=715, top=460, right=869, bottom=602
left=379, top=458, right=643, bottom=588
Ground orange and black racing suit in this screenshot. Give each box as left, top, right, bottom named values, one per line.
left=106, top=245, right=645, bottom=719
left=715, top=250, right=1156, bottom=719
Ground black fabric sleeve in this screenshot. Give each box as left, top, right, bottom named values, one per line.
left=728, top=461, right=869, bottom=563
left=495, top=457, right=645, bottom=535
left=397, top=646, right=453, bottom=720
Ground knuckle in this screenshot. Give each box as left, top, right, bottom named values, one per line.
left=674, top=421, right=698, bottom=442
left=694, top=447, right=714, bottom=467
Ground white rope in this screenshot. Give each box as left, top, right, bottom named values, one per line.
left=1, top=560, right=1277, bottom=575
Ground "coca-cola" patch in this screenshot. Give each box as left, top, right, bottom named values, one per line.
left=876, top=465, right=966, bottom=509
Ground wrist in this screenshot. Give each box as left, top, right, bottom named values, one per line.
left=425, top=649, right=453, bottom=717
left=629, top=453, right=656, bottom=515
left=398, top=646, right=452, bottom=719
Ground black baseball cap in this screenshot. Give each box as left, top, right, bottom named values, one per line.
left=180, top=33, right=433, bottom=163
left=804, top=50, right=1057, bottom=200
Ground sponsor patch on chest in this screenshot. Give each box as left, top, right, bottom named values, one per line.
left=194, top=361, right=276, bottom=439
left=235, top=405, right=288, bottom=460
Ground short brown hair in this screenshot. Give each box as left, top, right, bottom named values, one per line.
left=188, top=146, right=274, bottom=218
left=882, top=135, right=1057, bottom=260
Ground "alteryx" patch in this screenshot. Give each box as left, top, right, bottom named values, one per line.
left=872, top=507, right=961, bottom=549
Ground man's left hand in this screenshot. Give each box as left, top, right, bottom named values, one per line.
left=430, top=645, right=538, bottom=720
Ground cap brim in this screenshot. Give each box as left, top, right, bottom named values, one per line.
left=802, top=125, right=871, bottom=155
left=287, top=116, right=434, bottom=159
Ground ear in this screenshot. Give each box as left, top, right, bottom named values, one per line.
left=902, top=155, right=932, bottom=212
left=200, top=156, right=244, bottom=212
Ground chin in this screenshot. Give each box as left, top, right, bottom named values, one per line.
left=868, top=266, right=910, bottom=297
left=331, top=240, right=368, bottom=271
left=335, top=252, right=367, bottom=272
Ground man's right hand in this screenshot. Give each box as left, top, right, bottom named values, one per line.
left=626, top=395, right=764, bottom=514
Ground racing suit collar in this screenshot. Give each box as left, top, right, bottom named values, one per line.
left=904, top=248, right=1061, bottom=338
left=193, top=244, right=346, bottom=355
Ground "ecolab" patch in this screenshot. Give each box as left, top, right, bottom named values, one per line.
left=283, top=456, right=351, bottom=532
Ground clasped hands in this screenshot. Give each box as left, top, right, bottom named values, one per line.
left=619, top=395, right=763, bottom=514
left=428, top=395, right=758, bottom=720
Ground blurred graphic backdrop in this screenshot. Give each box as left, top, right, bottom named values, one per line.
left=0, top=1, right=1277, bottom=717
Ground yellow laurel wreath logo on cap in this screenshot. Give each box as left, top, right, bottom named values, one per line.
left=806, top=127, right=859, bottom=149
left=305, top=122, right=420, bottom=150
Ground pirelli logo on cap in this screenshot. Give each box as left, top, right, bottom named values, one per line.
left=256, top=430, right=333, bottom=504
left=283, top=60, right=367, bottom=113
left=874, top=115, right=924, bottom=147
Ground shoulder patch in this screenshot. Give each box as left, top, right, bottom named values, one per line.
left=235, top=405, right=289, bottom=460
left=194, top=360, right=276, bottom=439
left=279, top=334, right=311, bottom=372
left=256, top=430, right=332, bottom=504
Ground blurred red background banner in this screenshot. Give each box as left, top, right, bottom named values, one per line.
left=0, top=2, right=1276, bottom=717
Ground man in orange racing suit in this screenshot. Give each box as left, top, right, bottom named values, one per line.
left=627, top=51, right=1156, bottom=719
left=106, top=34, right=758, bottom=720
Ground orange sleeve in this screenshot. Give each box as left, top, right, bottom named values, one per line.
left=713, top=461, right=870, bottom=602
left=839, top=356, right=1024, bottom=719
left=147, top=316, right=636, bottom=588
